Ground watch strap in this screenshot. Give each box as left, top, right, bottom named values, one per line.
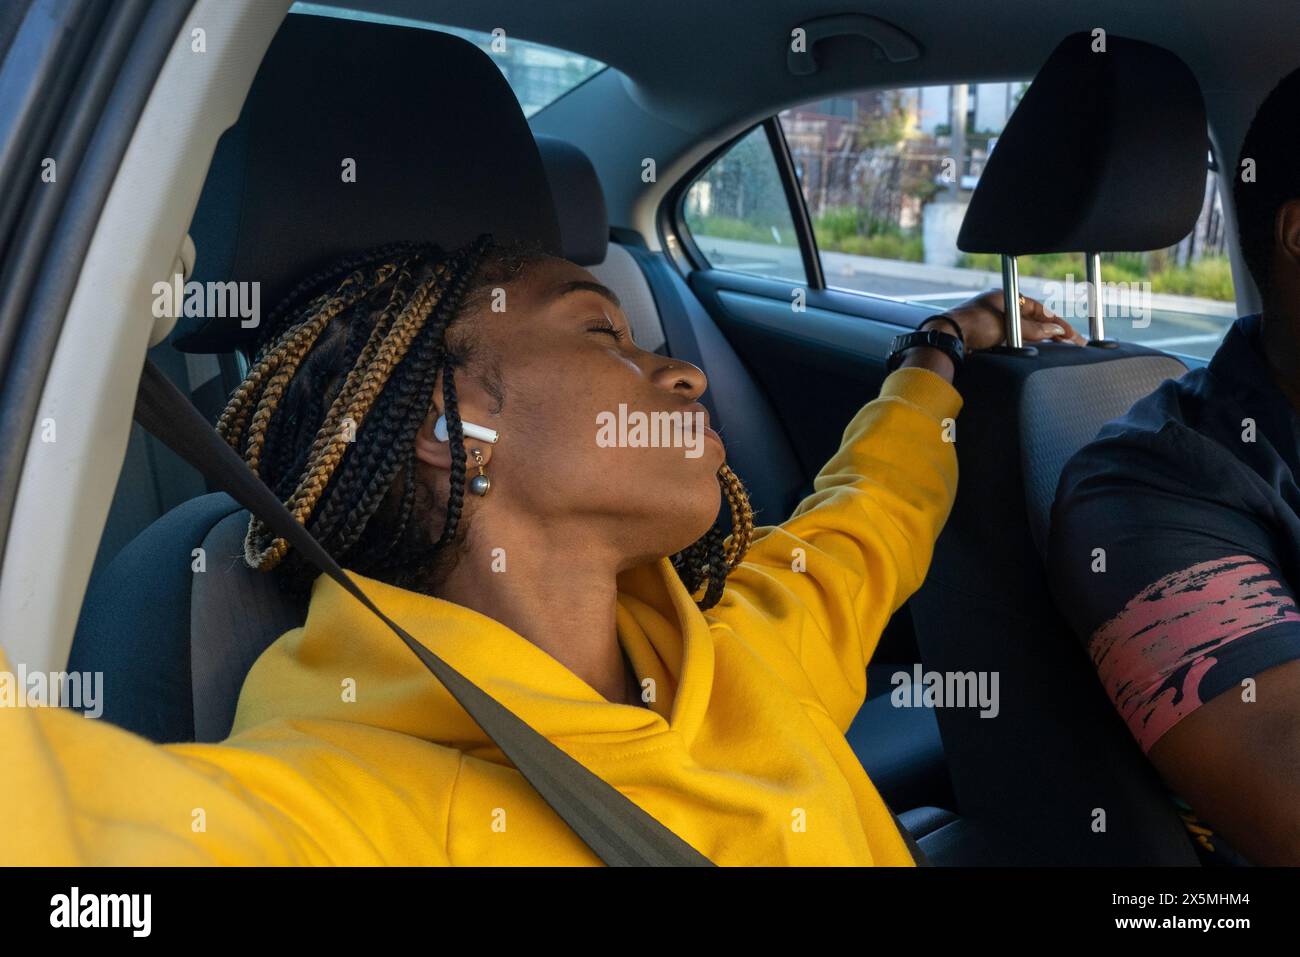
left=885, top=328, right=965, bottom=373
left=919, top=313, right=965, bottom=343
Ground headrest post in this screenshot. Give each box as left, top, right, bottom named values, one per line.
left=1085, top=252, right=1104, bottom=342
left=1001, top=254, right=1023, bottom=349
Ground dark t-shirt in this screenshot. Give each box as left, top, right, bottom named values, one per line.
left=1049, top=314, right=1300, bottom=866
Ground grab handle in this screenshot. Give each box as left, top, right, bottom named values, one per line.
left=787, top=14, right=921, bottom=75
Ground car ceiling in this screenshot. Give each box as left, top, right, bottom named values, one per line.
left=315, top=0, right=1299, bottom=133
left=297, top=0, right=1292, bottom=274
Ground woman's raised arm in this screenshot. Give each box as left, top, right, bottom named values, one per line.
left=705, top=293, right=1079, bottom=730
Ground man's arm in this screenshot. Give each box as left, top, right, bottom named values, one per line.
left=1049, top=436, right=1300, bottom=864
left=1150, top=657, right=1300, bottom=865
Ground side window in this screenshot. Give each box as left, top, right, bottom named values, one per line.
left=778, top=84, right=1235, bottom=359
left=681, top=126, right=807, bottom=284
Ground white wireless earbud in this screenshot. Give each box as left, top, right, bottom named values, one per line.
left=434, top=413, right=498, bottom=445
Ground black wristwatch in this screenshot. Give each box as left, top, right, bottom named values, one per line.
left=885, top=322, right=966, bottom=373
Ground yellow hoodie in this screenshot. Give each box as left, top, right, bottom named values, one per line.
left=1, top=367, right=960, bottom=866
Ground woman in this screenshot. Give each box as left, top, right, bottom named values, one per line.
left=1, top=237, right=1078, bottom=865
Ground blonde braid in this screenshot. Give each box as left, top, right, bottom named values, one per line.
left=718, top=463, right=754, bottom=570
left=217, top=266, right=382, bottom=460
left=234, top=257, right=462, bottom=570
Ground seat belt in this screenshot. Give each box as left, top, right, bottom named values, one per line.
left=133, top=357, right=714, bottom=867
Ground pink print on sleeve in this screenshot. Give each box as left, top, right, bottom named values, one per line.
left=1088, top=556, right=1300, bottom=753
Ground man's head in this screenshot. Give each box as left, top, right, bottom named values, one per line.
left=1235, top=66, right=1300, bottom=310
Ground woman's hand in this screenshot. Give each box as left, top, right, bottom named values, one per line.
left=929, top=289, right=1086, bottom=351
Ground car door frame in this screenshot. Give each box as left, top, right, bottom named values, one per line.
left=660, top=114, right=941, bottom=362
left=0, top=0, right=196, bottom=579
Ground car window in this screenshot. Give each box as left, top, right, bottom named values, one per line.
left=777, top=83, right=1234, bottom=359
left=681, top=125, right=808, bottom=285
left=289, top=3, right=606, bottom=117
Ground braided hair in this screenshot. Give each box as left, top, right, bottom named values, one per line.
left=217, top=237, right=755, bottom=609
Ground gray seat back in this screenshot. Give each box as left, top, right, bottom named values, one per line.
left=909, top=345, right=1201, bottom=865
left=1022, top=355, right=1187, bottom=557
left=191, top=510, right=308, bottom=741
left=909, top=30, right=1209, bottom=864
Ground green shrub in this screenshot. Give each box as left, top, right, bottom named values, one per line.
left=686, top=214, right=784, bottom=244
left=812, top=207, right=925, bottom=261
left=955, top=251, right=1233, bottom=301
left=814, top=206, right=867, bottom=242
left=1150, top=256, right=1235, bottom=300
left=831, top=231, right=924, bottom=261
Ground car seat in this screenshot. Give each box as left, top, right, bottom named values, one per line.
left=905, top=32, right=1205, bottom=865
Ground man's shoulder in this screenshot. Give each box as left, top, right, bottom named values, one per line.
left=1057, top=366, right=1220, bottom=495
left=1107, top=363, right=1208, bottom=426
left=1062, top=314, right=1283, bottom=497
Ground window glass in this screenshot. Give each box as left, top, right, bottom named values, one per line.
left=778, top=83, right=1235, bottom=358
left=681, top=125, right=807, bottom=284
left=290, top=4, right=606, bottom=117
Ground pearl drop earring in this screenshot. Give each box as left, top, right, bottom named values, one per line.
left=469, top=447, right=491, bottom=496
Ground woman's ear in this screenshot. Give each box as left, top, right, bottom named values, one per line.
left=413, top=413, right=496, bottom=470
left=413, top=415, right=454, bottom=469
left=413, top=370, right=495, bottom=471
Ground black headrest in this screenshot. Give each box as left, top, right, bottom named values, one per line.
left=175, top=14, right=563, bottom=354
left=535, top=135, right=609, bottom=266
left=958, top=32, right=1207, bottom=255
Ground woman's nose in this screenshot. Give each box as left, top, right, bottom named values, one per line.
left=651, top=358, right=708, bottom=399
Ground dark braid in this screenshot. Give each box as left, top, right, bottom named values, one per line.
left=218, top=240, right=488, bottom=591
left=436, top=355, right=469, bottom=549
left=217, top=237, right=756, bottom=608
left=670, top=462, right=753, bottom=610
left=252, top=241, right=430, bottom=364
left=266, top=290, right=375, bottom=499
left=308, top=255, right=457, bottom=548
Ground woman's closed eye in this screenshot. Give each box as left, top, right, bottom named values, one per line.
left=586, top=317, right=627, bottom=342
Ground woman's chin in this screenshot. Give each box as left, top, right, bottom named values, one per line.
left=690, top=428, right=725, bottom=467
